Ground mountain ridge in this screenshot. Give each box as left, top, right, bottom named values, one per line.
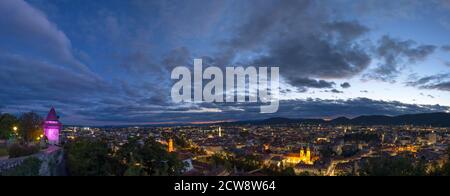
left=222, top=112, right=450, bottom=127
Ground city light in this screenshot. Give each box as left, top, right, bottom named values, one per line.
left=1, top=0, right=450, bottom=181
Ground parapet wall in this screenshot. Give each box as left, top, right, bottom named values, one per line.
left=0, top=146, right=65, bottom=176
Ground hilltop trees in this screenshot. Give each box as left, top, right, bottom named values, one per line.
left=358, top=156, right=427, bottom=176
left=64, top=137, right=185, bottom=176
left=0, top=112, right=45, bottom=158
left=1, top=112, right=43, bottom=142
left=18, top=112, right=43, bottom=142
left=210, top=152, right=262, bottom=172
left=113, top=137, right=186, bottom=176
left=64, top=138, right=119, bottom=176
left=0, top=114, right=18, bottom=140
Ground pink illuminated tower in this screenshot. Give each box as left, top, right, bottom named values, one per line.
left=43, top=107, right=62, bottom=145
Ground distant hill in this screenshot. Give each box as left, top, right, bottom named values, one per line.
left=224, top=112, right=450, bottom=127
left=221, top=117, right=326, bottom=125
left=340, top=112, right=450, bottom=127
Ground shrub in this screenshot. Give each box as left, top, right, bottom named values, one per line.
left=7, top=144, right=40, bottom=158
left=1, top=157, right=42, bottom=176
left=0, top=147, right=8, bottom=157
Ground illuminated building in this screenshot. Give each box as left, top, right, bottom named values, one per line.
left=263, top=144, right=270, bottom=151
left=218, top=127, right=222, bottom=137
left=285, top=146, right=316, bottom=165
left=43, top=107, right=62, bottom=145
left=396, top=145, right=418, bottom=153
left=427, top=132, right=437, bottom=145
left=168, top=138, right=174, bottom=152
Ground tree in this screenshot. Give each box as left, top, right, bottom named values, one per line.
left=124, top=164, right=147, bottom=176
left=137, top=139, right=186, bottom=176
left=209, top=153, right=262, bottom=172
left=359, top=156, right=427, bottom=176
left=65, top=137, right=185, bottom=176
left=64, top=138, right=119, bottom=176
left=18, top=112, right=43, bottom=142
left=262, top=166, right=297, bottom=176
left=115, top=137, right=186, bottom=176
left=0, top=113, right=18, bottom=140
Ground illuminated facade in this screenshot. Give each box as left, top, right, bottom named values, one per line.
left=168, top=138, right=174, bottom=152
left=263, top=144, right=270, bottom=151
left=285, top=147, right=316, bottom=165
left=396, top=145, right=418, bottom=153
left=43, top=107, right=62, bottom=145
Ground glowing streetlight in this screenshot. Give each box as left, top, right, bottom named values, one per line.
left=13, top=126, right=18, bottom=132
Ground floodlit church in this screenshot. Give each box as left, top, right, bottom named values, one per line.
left=43, top=107, right=62, bottom=145
left=284, top=147, right=318, bottom=165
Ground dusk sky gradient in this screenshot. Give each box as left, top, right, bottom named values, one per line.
left=1, top=0, right=450, bottom=125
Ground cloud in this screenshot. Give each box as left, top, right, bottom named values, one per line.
left=215, top=1, right=371, bottom=88
left=323, top=21, right=370, bottom=42
left=0, top=0, right=92, bottom=75
left=329, top=89, right=344, bottom=94
left=0, top=54, right=112, bottom=105
left=70, top=97, right=450, bottom=125
left=340, top=82, right=351, bottom=88
left=1, top=0, right=449, bottom=125
left=280, top=98, right=449, bottom=118
left=442, top=45, right=450, bottom=51
left=406, top=73, right=450, bottom=91
left=288, top=78, right=335, bottom=92
left=364, top=36, right=437, bottom=82
left=442, top=45, right=450, bottom=66
left=423, top=82, right=450, bottom=91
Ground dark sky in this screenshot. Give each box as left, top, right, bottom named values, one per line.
left=1, top=0, right=450, bottom=125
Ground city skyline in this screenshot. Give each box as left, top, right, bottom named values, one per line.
left=1, top=0, right=450, bottom=125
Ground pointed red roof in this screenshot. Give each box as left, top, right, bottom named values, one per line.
left=46, top=107, right=59, bottom=121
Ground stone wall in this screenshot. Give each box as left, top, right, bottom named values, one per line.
left=0, top=146, right=65, bottom=176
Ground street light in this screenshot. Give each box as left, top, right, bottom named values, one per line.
left=13, top=126, right=18, bottom=132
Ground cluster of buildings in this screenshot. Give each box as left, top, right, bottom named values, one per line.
left=60, top=122, right=450, bottom=176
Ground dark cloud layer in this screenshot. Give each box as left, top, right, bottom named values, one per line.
left=0, top=0, right=448, bottom=125
left=407, top=73, right=450, bottom=91
left=288, top=78, right=335, bottom=92
left=329, top=89, right=344, bottom=94
left=0, top=0, right=95, bottom=76
left=71, top=98, right=449, bottom=125
left=217, top=0, right=371, bottom=88
left=364, top=36, right=437, bottom=82
left=340, top=82, right=351, bottom=88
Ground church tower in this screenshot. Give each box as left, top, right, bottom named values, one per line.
left=300, top=148, right=305, bottom=158
left=306, top=146, right=311, bottom=161
left=43, top=107, right=62, bottom=145
left=168, top=138, right=174, bottom=152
